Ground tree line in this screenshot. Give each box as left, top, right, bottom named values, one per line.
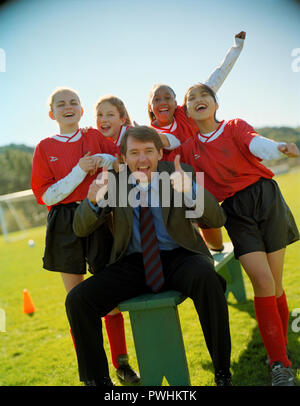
left=0, top=127, right=300, bottom=196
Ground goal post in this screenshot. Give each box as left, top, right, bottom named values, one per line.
left=0, top=189, right=47, bottom=242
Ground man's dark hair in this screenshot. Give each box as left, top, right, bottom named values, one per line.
left=120, top=125, right=163, bottom=155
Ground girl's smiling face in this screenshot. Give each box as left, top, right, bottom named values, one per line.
left=185, top=86, right=218, bottom=122
left=96, top=101, right=126, bottom=140
left=149, top=86, right=177, bottom=127
left=49, top=90, right=83, bottom=130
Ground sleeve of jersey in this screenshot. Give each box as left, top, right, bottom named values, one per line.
left=92, top=153, right=117, bottom=169
left=234, top=119, right=264, bottom=159
left=42, top=164, right=87, bottom=207
left=235, top=119, right=286, bottom=160
left=204, top=37, right=244, bottom=93
left=160, top=132, right=181, bottom=150
left=249, top=136, right=286, bottom=160
left=31, top=143, right=57, bottom=205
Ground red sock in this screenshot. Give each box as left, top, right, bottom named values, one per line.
left=104, top=312, right=127, bottom=369
left=276, top=291, right=289, bottom=346
left=254, top=296, right=291, bottom=368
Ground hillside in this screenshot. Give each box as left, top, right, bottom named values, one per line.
left=0, top=127, right=300, bottom=195
left=257, top=127, right=300, bottom=146
left=0, top=145, right=33, bottom=195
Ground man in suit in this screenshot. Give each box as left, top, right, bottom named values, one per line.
left=66, top=126, right=232, bottom=386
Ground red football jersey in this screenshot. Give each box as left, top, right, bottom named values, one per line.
left=97, top=125, right=131, bottom=155
left=151, top=105, right=198, bottom=160
left=169, top=119, right=274, bottom=202
left=31, top=128, right=118, bottom=208
left=151, top=105, right=198, bottom=142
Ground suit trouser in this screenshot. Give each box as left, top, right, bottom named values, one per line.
left=65, top=247, right=231, bottom=382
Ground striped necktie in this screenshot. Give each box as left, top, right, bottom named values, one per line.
left=139, top=190, right=164, bottom=293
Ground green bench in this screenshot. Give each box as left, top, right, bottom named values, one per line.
left=212, top=242, right=246, bottom=303
left=118, top=241, right=246, bottom=386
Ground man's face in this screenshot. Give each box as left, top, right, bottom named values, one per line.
left=122, top=136, right=163, bottom=182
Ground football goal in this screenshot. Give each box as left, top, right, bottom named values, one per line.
left=0, top=189, right=47, bottom=242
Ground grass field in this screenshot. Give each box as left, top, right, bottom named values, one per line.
left=0, top=169, right=299, bottom=386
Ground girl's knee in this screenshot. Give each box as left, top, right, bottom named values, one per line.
left=251, top=273, right=275, bottom=296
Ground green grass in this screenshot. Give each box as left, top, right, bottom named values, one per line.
left=0, top=169, right=299, bottom=386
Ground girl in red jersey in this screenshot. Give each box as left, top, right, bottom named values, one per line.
left=148, top=32, right=246, bottom=146
left=31, top=87, right=140, bottom=385
left=147, top=32, right=246, bottom=251
left=94, top=94, right=180, bottom=153
left=179, top=82, right=299, bottom=386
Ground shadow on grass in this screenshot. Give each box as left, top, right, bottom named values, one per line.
left=225, top=299, right=299, bottom=386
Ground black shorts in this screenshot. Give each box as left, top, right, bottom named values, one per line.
left=221, top=178, right=299, bottom=258
left=43, top=203, right=87, bottom=274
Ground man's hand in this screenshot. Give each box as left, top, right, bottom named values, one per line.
left=87, top=166, right=109, bottom=204
left=278, top=143, right=300, bottom=158
left=113, top=154, right=125, bottom=173
left=170, top=155, right=192, bottom=193
left=235, top=31, right=246, bottom=40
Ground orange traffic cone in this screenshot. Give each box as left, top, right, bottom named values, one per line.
left=23, top=289, right=36, bottom=315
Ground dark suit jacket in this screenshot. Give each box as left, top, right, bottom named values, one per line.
left=74, top=161, right=226, bottom=272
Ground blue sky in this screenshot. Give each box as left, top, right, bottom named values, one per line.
left=0, top=0, right=300, bottom=148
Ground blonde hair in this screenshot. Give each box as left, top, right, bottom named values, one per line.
left=147, top=83, right=176, bottom=122
left=95, top=95, right=131, bottom=125
left=47, top=87, right=81, bottom=111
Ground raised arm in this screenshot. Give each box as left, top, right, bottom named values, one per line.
left=249, top=136, right=300, bottom=160
left=204, top=31, right=246, bottom=93
left=159, top=133, right=181, bottom=150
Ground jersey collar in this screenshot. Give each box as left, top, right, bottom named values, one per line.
left=197, top=121, right=227, bottom=143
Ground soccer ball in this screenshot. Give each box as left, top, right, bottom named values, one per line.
left=28, top=239, right=35, bottom=247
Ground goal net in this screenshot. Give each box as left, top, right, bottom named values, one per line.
left=0, top=189, right=47, bottom=242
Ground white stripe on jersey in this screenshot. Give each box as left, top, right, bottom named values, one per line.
left=51, top=130, right=82, bottom=143
left=153, top=118, right=178, bottom=133
left=198, top=121, right=227, bottom=143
